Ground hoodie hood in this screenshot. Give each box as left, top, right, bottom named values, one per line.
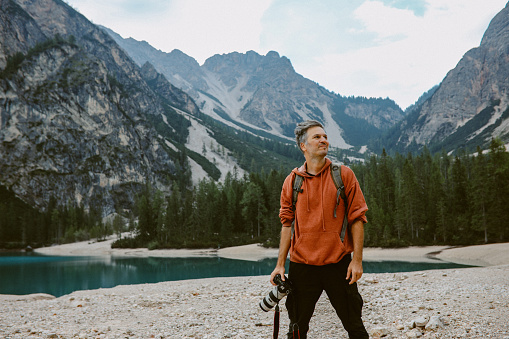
left=292, top=158, right=332, bottom=177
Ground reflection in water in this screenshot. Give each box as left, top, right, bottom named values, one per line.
left=0, top=253, right=474, bottom=297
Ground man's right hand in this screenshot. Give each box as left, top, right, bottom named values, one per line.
left=270, top=266, right=286, bottom=285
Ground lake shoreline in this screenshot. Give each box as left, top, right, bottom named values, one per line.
left=31, top=236, right=509, bottom=266
left=2, top=241, right=508, bottom=337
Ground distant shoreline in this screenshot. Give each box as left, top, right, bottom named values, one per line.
left=30, top=236, right=509, bottom=267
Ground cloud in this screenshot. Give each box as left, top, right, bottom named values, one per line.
left=260, top=0, right=374, bottom=59
left=156, top=0, right=273, bottom=63
left=287, top=0, right=507, bottom=108
left=67, top=0, right=272, bottom=63
left=66, top=0, right=507, bottom=109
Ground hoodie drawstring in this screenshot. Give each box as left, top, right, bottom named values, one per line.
left=321, top=174, right=326, bottom=231
left=304, top=179, right=310, bottom=212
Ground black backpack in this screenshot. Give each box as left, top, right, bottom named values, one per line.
left=291, top=163, right=349, bottom=240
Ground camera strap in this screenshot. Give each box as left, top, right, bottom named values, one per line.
left=273, top=304, right=301, bottom=339
left=273, top=304, right=280, bottom=338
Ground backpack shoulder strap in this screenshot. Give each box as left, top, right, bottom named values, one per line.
left=330, top=163, right=346, bottom=217
left=330, top=163, right=345, bottom=197
left=331, top=163, right=349, bottom=241
left=292, top=173, right=304, bottom=211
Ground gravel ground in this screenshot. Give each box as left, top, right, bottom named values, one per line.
left=1, top=264, right=508, bottom=338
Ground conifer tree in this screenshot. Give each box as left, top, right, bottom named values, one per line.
left=241, top=182, right=267, bottom=238
left=472, top=146, right=489, bottom=243
left=401, top=154, right=419, bottom=240
left=165, top=183, right=183, bottom=244
left=450, top=155, right=471, bottom=243
left=487, top=138, right=509, bottom=241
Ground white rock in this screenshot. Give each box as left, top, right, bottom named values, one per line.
left=414, top=315, right=429, bottom=327
left=405, top=328, right=423, bottom=338
left=370, top=327, right=390, bottom=337
left=425, top=315, right=444, bottom=331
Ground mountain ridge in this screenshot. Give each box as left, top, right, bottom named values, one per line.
left=385, top=2, right=509, bottom=153
left=103, top=26, right=405, bottom=149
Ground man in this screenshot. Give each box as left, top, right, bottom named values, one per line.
left=270, top=120, right=369, bottom=338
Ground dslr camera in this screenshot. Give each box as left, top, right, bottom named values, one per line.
left=259, top=274, right=292, bottom=312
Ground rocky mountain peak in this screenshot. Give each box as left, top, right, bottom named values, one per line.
left=140, top=61, right=159, bottom=80
left=480, top=2, right=509, bottom=45
left=391, top=3, right=509, bottom=152
left=16, top=0, right=92, bottom=39
left=202, top=50, right=293, bottom=73
left=0, top=0, right=47, bottom=68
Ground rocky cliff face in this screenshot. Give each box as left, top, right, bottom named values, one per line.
left=105, top=30, right=404, bottom=149
left=0, top=0, right=200, bottom=215
left=394, top=3, right=509, bottom=151
left=140, top=62, right=200, bottom=116
left=0, top=0, right=47, bottom=68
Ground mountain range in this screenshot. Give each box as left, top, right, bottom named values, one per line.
left=103, top=26, right=405, bottom=149
left=1, top=0, right=509, bottom=216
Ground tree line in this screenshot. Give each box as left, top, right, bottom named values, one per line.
left=113, top=168, right=286, bottom=249
left=115, top=137, right=508, bottom=249
left=1, top=138, right=508, bottom=249
left=0, top=190, right=110, bottom=249
left=352, top=138, right=509, bottom=246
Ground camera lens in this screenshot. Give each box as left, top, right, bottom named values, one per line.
left=259, top=274, right=291, bottom=312
left=260, top=286, right=281, bottom=312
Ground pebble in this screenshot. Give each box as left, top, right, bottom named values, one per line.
left=414, top=315, right=429, bottom=327
left=0, top=265, right=508, bottom=338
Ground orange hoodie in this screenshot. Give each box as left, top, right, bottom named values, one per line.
left=279, top=158, right=368, bottom=266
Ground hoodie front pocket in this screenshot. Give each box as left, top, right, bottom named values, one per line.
left=292, top=232, right=345, bottom=265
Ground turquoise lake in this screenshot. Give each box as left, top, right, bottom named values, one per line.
left=0, top=252, right=474, bottom=297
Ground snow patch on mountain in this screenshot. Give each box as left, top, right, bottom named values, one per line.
left=468, top=101, right=507, bottom=141
left=318, top=102, right=350, bottom=149
left=196, top=72, right=296, bottom=143
left=494, top=116, right=509, bottom=142
left=161, top=113, right=176, bottom=133
left=164, top=139, right=178, bottom=152
left=188, top=157, right=209, bottom=185
left=184, top=114, right=246, bottom=183
left=202, top=70, right=253, bottom=120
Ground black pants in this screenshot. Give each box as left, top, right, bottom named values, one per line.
left=285, top=255, right=369, bottom=339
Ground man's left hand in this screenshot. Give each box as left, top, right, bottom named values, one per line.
left=346, top=260, right=363, bottom=285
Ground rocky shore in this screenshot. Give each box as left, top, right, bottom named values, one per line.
left=1, top=243, right=509, bottom=338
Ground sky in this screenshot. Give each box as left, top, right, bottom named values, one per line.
left=64, top=0, right=508, bottom=109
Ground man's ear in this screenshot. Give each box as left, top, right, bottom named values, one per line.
left=300, top=142, right=306, bottom=152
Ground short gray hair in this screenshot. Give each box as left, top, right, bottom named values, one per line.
left=294, top=120, right=324, bottom=152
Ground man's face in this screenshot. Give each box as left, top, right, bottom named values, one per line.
left=301, top=126, right=329, bottom=157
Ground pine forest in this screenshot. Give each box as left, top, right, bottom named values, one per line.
left=1, top=138, right=508, bottom=250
